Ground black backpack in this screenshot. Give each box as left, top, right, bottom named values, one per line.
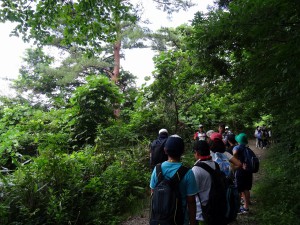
left=224, top=180, right=240, bottom=223
left=195, top=162, right=228, bottom=225
left=150, top=139, right=168, bottom=168
left=150, top=164, right=189, bottom=225
left=242, top=146, right=260, bottom=173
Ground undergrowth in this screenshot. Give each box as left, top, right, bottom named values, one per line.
left=0, top=143, right=151, bottom=225
left=255, top=143, right=300, bottom=225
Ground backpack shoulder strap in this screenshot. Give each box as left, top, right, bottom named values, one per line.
left=195, top=162, right=217, bottom=205
left=160, top=138, right=167, bottom=148
left=214, top=161, right=220, bottom=170
left=155, top=164, right=163, bottom=183
left=170, top=165, right=189, bottom=186
left=156, top=164, right=189, bottom=185
left=195, top=161, right=219, bottom=174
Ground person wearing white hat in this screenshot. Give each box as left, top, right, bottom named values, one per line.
left=193, top=124, right=207, bottom=141
left=149, top=128, right=169, bottom=169
left=206, top=130, right=215, bottom=140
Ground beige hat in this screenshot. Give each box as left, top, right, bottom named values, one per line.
left=206, top=130, right=215, bottom=138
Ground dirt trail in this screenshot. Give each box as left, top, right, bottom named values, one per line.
left=121, top=139, right=265, bottom=225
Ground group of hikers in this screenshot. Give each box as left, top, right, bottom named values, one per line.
left=254, top=125, right=272, bottom=149
left=149, top=123, right=260, bottom=225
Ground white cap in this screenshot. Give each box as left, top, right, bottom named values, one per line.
left=206, top=130, right=215, bottom=138
left=159, top=128, right=168, bottom=134
left=225, top=126, right=229, bottom=129
left=199, top=124, right=204, bottom=127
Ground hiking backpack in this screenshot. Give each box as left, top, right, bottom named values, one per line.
left=203, top=157, right=239, bottom=223
left=242, top=146, right=260, bottom=173
left=195, top=162, right=228, bottom=225
left=150, top=164, right=189, bottom=225
left=224, top=181, right=240, bottom=223
left=150, top=139, right=168, bottom=168
left=212, top=152, right=231, bottom=177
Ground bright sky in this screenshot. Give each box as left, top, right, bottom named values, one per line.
left=0, top=0, right=214, bottom=95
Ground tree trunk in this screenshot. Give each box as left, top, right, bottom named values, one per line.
left=112, top=40, right=121, bottom=83
left=112, top=40, right=121, bottom=117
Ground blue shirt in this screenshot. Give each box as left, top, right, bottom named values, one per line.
left=233, top=144, right=247, bottom=161
left=150, top=161, right=199, bottom=216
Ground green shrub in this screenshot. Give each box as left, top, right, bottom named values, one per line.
left=0, top=143, right=150, bottom=225
left=255, top=142, right=300, bottom=225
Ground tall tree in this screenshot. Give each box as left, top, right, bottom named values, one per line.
left=189, top=2, right=300, bottom=224
left=190, top=0, right=300, bottom=136
left=0, top=0, right=134, bottom=48
left=0, top=0, right=195, bottom=83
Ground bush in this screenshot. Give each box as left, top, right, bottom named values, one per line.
left=255, top=142, right=300, bottom=225
left=0, top=144, right=150, bottom=225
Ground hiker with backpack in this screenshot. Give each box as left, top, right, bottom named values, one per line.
left=208, top=134, right=242, bottom=224
left=233, top=133, right=259, bottom=214
left=261, top=126, right=269, bottom=149
left=254, top=126, right=260, bottom=148
left=255, top=127, right=263, bottom=148
left=193, top=138, right=241, bottom=225
left=209, top=132, right=242, bottom=178
left=192, top=140, right=230, bottom=225
left=149, top=128, right=169, bottom=170
left=150, top=135, right=198, bottom=225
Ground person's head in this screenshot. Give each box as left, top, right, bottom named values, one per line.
left=209, top=132, right=226, bottom=153
left=193, top=140, right=210, bottom=159
left=206, top=130, right=215, bottom=141
left=235, top=133, right=248, bottom=145
left=198, top=124, right=204, bottom=132
left=227, top=134, right=237, bottom=146
left=164, top=134, right=184, bottom=159
left=158, top=128, right=168, bottom=138
left=218, top=123, right=225, bottom=134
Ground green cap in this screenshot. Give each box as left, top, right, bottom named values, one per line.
left=235, top=133, right=248, bottom=145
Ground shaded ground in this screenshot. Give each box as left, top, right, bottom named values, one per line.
left=121, top=139, right=265, bottom=225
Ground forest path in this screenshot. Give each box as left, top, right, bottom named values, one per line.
left=121, top=139, right=266, bottom=225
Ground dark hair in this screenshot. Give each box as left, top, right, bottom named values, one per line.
left=227, top=134, right=237, bottom=144
left=159, top=132, right=168, bottom=138
left=219, top=123, right=225, bottom=128
left=193, top=140, right=210, bottom=156
left=209, top=139, right=226, bottom=153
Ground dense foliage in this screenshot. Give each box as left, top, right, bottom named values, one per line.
left=0, top=0, right=299, bottom=224
left=189, top=0, right=300, bottom=224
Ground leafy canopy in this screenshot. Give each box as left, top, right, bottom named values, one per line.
left=0, top=0, right=135, bottom=50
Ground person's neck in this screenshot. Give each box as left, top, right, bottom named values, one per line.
left=168, top=157, right=180, bottom=163
left=198, top=155, right=212, bottom=161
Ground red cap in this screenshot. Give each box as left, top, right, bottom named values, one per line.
left=210, top=132, right=223, bottom=141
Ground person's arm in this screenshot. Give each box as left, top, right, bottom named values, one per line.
left=229, top=156, right=242, bottom=169
left=233, top=147, right=247, bottom=170
left=187, top=195, right=197, bottom=225
left=232, top=148, right=238, bottom=158
left=193, top=132, right=197, bottom=140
